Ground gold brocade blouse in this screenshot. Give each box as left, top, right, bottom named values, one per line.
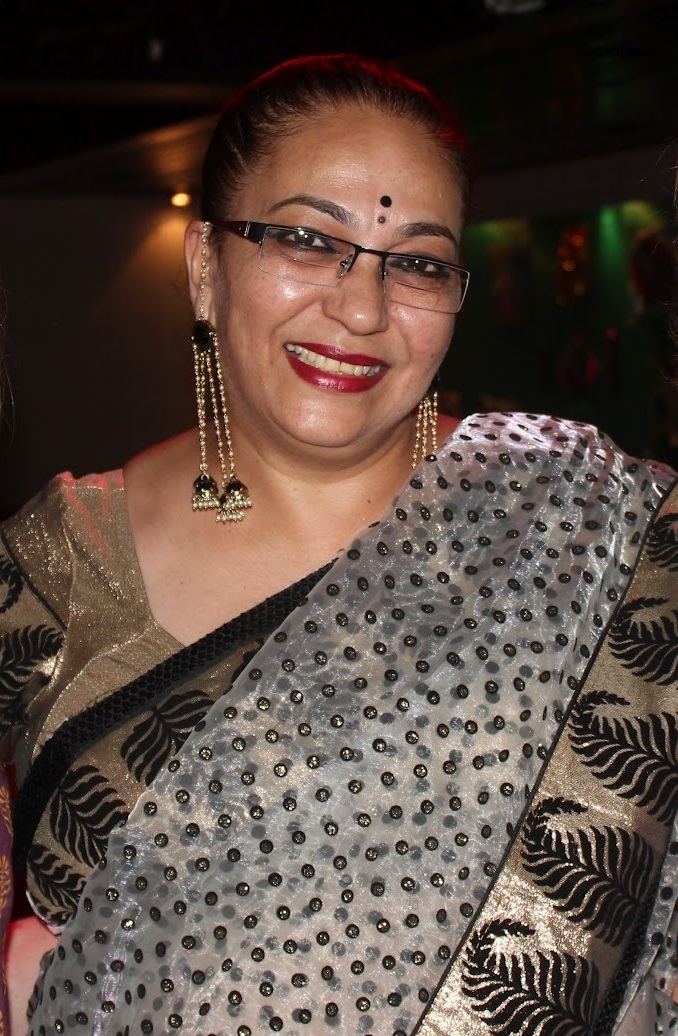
left=0, top=472, right=328, bottom=927
left=1, top=472, right=179, bottom=770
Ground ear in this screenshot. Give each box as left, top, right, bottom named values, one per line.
left=184, top=220, right=214, bottom=320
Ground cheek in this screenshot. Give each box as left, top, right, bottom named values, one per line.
left=274, top=280, right=321, bottom=305
left=217, top=275, right=324, bottom=378
left=398, top=310, right=456, bottom=365
left=227, top=273, right=322, bottom=332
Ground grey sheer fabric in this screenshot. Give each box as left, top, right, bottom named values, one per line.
left=29, top=413, right=674, bottom=1036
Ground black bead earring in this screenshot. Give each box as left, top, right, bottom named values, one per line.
left=191, top=222, right=253, bottom=523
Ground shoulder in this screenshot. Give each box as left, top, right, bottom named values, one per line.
left=439, top=412, right=676, bottom=541
left=2, top=469, right=125, bottom=546
left=451, top=411, right=676, bottom=486
left=122, top=430, right=197, bottom=550
left=0, top=470, right=125, bottom=615
left=452, top=411, right=614, bottom=455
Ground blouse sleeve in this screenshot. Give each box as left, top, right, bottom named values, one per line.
left=0, top=476, right=72, bottom=765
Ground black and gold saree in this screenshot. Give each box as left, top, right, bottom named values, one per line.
left=1, top=414, right=675, bottom=1035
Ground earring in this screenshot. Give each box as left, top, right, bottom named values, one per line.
left=191, top=222, right=253, bottom=523
left=412, top=390, right=438, bottom=470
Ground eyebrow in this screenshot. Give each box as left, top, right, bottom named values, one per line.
left=397, top=222, right=459, bottom=251
left=267, top=195, right=459, bottom=251
left=267, top=194, right=356, bottom=227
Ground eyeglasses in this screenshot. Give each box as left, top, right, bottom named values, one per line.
left=211, top=220, right=470, bottom=315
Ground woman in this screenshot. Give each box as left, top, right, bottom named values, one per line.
left=0, top=55, right=675, bottom=1035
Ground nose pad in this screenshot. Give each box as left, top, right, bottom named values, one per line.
left=324, top=258, right=388, bottom=333
left=338, top=254, right=353, bottom=278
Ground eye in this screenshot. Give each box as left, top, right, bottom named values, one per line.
left=387, top=255, right=451, bottom=282
left=270, top=228, right=341, bottom=255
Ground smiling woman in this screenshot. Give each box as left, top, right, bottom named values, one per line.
left=0, top=55, right=676, bottom=1036
left=187, top=95, right=467, bottom=485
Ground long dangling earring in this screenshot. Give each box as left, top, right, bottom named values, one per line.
left=191, top=222, right=253, bottom=523
left=412, top=390, right=439, bottom=470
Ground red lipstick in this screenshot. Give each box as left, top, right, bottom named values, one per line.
left=294, top=342, right=387, bottom=366
left=284, top=342, right=388, bottom=394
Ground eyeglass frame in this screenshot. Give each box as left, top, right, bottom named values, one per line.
left=209, top=219, right=470, bottom=314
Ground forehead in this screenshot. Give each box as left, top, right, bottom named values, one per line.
left=235, top=104, right=462, bottom=224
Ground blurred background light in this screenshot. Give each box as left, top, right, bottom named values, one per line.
left=170, top=190, right=192, bottom=208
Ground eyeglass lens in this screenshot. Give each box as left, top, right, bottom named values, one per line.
left=259, top=226, right=466, bottom=314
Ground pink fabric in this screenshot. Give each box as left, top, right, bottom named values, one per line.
left=0, top=769, right=12, bottom=1030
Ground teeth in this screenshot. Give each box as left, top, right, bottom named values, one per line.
left=284, top=344, right=382, bottom=377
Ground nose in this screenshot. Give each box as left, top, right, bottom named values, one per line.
left=321, top=251, right=389, bottom=335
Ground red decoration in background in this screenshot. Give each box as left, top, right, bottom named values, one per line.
left=556, top=224, right=589, bottom=306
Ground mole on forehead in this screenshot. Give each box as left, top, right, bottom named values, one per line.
left=377, top=194, right=392, bottom=222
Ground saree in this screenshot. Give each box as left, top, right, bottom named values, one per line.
left=0, top=471, right=332, bottom=933
left=5, top=412, right=677, bottom=1035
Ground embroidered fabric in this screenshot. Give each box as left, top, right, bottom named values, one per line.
left=28, top=413, right=674, bottom=1036
left=12, top=560, right=334, bottom=883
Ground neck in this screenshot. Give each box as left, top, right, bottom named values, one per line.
left=207, top=410, right=458, bottom=552
left=220, top=416, right=415, bottom=536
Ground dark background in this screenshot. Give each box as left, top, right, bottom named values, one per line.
left=0, top=0, right=677, bottom=517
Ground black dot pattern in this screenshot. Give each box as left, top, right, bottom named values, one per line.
left=29, top=414, right=671, bottom=1035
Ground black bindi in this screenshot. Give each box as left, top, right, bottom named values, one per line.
left=380, top=195, right=392, bottom=207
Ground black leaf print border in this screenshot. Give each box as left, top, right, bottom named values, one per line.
left=609, top=597, right=678, bottom=685
left=646, top=512, right=678, bottom=571
left=0, top=554, right=23, bottom=614
left=0, top=625, right=63, bottom=737
left=568, top=691, right=678, bottom=824
left=461, top=917, right=599, bottom=1036
left=27, top=842, right=84, bottom=926
left=120, top=687, right=213, bottom=785
left=49, top=764, right=128, bottom=868
left=520, top=797, right=655, bottom=946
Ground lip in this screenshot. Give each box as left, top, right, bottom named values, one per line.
left=291, top=342, right=388, bottom=367
left=284, top=351, right=388, bottom=393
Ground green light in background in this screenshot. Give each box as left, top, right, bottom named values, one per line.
left=598, top=206, right=625, bottom=265
left=465, top=219, right=530, bottom=247
left=619, top=200, right=664, bottom=234
left=597, top=205, right=629, bottom=320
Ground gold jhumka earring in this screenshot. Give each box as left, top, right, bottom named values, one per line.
left=411, top=391, right=438, bottom=470
left=191, top=221, right=253, bottom=522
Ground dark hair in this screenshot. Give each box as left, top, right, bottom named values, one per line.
left=201, top=53, right=469, bottom=223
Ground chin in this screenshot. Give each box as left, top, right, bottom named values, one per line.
left=286, top=423, right=367, bottom=452
left=274, top=408, right=379, bottom=452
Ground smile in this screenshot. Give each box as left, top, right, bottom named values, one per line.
left=283, top=344, right=384, bottom=376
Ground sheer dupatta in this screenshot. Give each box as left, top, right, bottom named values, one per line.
left=28, top=413, right=677, bottom=1036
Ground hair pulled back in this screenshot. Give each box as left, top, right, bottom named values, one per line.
left=201, top=53, right=469, bottom=222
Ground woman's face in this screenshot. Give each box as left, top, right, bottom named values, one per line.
left=191, top=104, right=464, bottom=461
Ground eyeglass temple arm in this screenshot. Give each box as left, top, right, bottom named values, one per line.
left=211, top=220, right=268, bottom=245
